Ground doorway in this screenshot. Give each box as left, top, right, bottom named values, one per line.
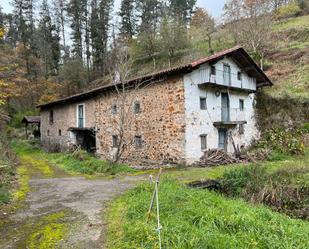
left=218, top=128, right=228, bottom=151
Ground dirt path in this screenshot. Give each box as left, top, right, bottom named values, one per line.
left=0, top=156, right=145, bottom=249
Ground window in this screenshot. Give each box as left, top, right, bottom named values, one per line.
left=112, top=135, right=118, bottom=148
left=223, top=64, right=231, bottom=85
left=237, top=71, right=242, bottom=81
left=200, top=134, right=207, bottom=150
left=58, top=129, right=61, bottom=136
left=49, top=110, right=54, bottom=125
left=112, top=104, right=117, bottom=114
left=77, top=104, right=84, bottom=128
left=133, top=101, right=141, bottom=114
left=239, top=124, right=245, bottom=135
left=47, top=130, right=50, bottom=136
left=239, top=99, right=244, bottom=111
left=134, top=136, right=142, bottom=149
left=210, top=65, right=216, bottom=75
left=200, top=97, right=207, bottom=110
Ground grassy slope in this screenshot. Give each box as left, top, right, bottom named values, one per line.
left=131, top=15, right=309, bottom=100
left=106, top=151, right=309, bottom=249
left=265, top=15, right=309, bottom=99
left=11, top=140, right=135, bottom=176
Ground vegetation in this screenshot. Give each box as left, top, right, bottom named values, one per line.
left=254, top=127, right=307, bottom=155
left=0, top=135, right=17, bottom=204
left=107, top=177, right=309, bottom=249
left=12, top=140, right=135, bottom=176
left=221, top=150, right=309, bottom=219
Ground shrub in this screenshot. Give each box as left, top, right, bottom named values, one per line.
left=256, top=128, right=305, bottom=155
left=221, top=164, right=309, bottom=219
left=276, top=3, right=302, bottom=19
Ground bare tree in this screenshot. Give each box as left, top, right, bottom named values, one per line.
left=223, top=0, right=273, bottom=68
left=97, top=45, right=163, bottom=163
left=190, top=7, right=215, bottom=54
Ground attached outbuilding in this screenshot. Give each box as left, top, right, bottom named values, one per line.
left=22, top=116, right=41, bottom=139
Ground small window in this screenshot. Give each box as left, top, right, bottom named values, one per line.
left=237, top=71, right=242, bottom=81
left=200, top=97, right=207, bottom=110
left=77, top=104, right=84, bottom=128
left=47, top=130, right=50, bottom=136
left=134, top=136, right=142, bottom=149
left=58, top=129, right=61, bottom=136
left=200, top=134, right=207, bottom=150
left=210, top=65, right=216, bottom=75
left=133, top=101, right=141, bottom=114
left=49, top=110, right=54, bottom=125
left=239, top=124, right=244, bottom=135
left=112, top=135, right=118, bottom=148
left=112, top=104, right=117, bottom=114
left=239, top=99, right=244, bottom=111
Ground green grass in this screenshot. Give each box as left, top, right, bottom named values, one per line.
left=106, top=149, right=309, bottom=248
left=273, top=15, right=309, bottom=31
left=11, top=140, right=135, bottom=176
left=106, top=178, right=309, bottom=249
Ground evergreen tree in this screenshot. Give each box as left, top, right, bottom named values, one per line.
left=54, top=0, right=68, bottom=58
left=90, top=0, right=114, bottom=75
left=137, top=0, right=162, bottom=33
left=168, top=0, right=197, bottom=25
left=67, top=0, right=87, bottom=59
left=37, top=0, right=61, bottom=78
left=119, top=0, right=136, bottom=38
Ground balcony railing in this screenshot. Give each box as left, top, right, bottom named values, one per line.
left=212, top=107, right=247, bottom=127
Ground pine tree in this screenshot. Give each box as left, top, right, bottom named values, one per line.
left=119, top=0, right=136, bottom=38
left=54, top=0, right=68, bottom=58
left=38, top=0, right=60, bottom=78
left=137, top=0, right=162, bottom=34
left=90, top=0, right=114, bottom=75
left=168, top=0, right=197, bottom=26
left=67, top=0, right=87, bottom=59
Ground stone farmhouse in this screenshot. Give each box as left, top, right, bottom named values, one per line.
left=38, top=46, right=272, bottom=165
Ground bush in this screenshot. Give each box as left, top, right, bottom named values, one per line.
left=9, top=108, right=38, bottom=128
left=276, top=3, right=302, bottom=19
left=221, top=164, right=309, bottom=219
left=256, top=128, right=305, bottom=155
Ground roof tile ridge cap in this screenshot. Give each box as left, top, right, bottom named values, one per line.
left=190, top=45, right=243, bottom=68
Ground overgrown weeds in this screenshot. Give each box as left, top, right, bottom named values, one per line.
left=255, top=127, right=307, bottom=155
left=0, top=134, right=17, bottom=204
left=221, top=160, right=309, bottom=219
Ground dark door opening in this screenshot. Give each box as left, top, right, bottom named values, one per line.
left=72, top=128, right=96, bottom=153
left=218, top=128, right=228, bottom=151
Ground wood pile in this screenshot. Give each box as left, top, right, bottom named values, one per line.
left=198, top=149, right=241, bottom=167
left=197, top=149, right=270, bottom=167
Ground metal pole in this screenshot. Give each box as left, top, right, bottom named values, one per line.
left=155, top=178, right=162, bottom=249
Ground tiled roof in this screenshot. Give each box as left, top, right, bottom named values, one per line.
left=22, top=116, right=41, bottom=124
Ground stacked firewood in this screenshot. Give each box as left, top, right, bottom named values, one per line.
left=197, top=149, right=270, bottom=167
left=198, top=149, right=241, bottom=167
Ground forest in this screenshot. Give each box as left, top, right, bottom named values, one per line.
left=0, top=0, right=307, bottom=126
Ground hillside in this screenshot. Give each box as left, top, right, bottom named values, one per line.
left=129, top=14, right=309, bottom=101
left=266, top=15, right=309, bottom=99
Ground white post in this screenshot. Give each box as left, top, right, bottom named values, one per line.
left=155, top=179, right=162, bottom=249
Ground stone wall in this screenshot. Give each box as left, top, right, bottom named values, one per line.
left=95, top=76, right=186, bottom=164
left=40, top=99, right=96, bottom=151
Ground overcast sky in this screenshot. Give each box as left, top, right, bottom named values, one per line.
left=1, top=0, right=226, bottom=18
